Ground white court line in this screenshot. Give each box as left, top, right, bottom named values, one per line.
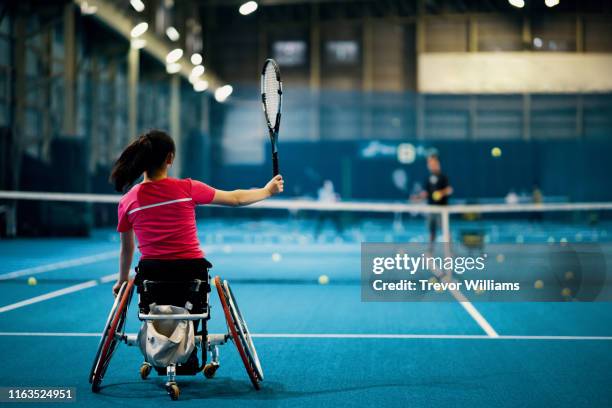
left=0, top=332, right=610, bottom=341
left=451, top=290, right=499, bottom=338
left=0, top=250, right=118, bottom=281
left=430, top=264, right=499, bottom=338
left=0, top=273, right=118, bottom=314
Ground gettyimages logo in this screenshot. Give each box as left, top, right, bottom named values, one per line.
left=371, top=253, right=486, bottom=275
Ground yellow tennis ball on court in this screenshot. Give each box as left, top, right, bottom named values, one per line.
left=491, top=147, right=502, bottom=157
left=432, top=191, right=442, bottom=202
left=318, top=275, right=329, bottom=285
left=561, top=287, right=572, bottom=298
left=27, top=277, right=37, bottom=286
left=534, top=280, right=544, bottom=289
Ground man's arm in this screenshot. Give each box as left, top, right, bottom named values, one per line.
left=437, top=186, right=453, bottom=197
left=212, top=175, right=284, bottom=207
left=410, top=190, right=428, bottom=201
left=113, top=230, right=135, bottom=296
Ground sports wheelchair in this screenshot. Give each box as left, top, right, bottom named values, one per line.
left=89, top=261, right=263, bottom=400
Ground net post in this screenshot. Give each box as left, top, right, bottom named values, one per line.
left=441, top=209, right=450, bottom=244
left=7, top=203, right=16, bottom=237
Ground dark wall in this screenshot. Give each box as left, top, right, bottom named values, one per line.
left=208, top=139, right=612, bottom=203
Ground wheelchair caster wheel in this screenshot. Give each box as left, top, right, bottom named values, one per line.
left=203, top=363, right=219, bottom=379
left=166, top=383, right=180, bottom=400
left=140, top=363, right=152, bottom=380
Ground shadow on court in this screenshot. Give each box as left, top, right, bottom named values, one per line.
left=96, top=374, right=498, bottom=402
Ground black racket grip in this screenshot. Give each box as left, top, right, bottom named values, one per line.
left=272, top=151, right=279, bottom=176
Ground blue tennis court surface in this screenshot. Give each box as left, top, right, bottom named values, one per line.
left=1, top=219, right=611, bottom=407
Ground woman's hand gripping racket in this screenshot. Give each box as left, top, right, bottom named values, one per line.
left=261, top=59, right=282, bottom=176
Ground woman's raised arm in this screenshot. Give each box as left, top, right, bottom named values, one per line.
left=211, top=175, right=284, bottom=207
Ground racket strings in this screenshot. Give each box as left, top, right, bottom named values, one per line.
left=262, top=64, right=280, bottom=126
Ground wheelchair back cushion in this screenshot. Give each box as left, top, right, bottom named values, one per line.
left=137, top=305, right=195, bottom=368
left=135, top=258, right=212, bottom=314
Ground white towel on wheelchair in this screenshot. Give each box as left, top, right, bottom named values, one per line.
left=137, top=305, right=195, bottom=367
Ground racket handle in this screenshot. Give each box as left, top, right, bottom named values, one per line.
left=272, top=152, right=279, bottom=176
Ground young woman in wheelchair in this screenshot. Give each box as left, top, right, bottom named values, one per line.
left=109, top=129, right=283, bottom=375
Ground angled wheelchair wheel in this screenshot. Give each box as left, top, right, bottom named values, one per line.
left=89, top=279, right=135, bottom=392
left=214, top=276, right=263, bottom=390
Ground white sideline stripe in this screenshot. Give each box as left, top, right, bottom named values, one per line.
left=0, top=273, right=118, bottom=314
left=0, top=332, right=610, bottom=341
left=0, top=250, right=118, bottom=281
left=99, top=273, right=119, bottom=283
left=429, top=265, right=499, bottom=338
left=251, top=333, right=612, bottom=341
left=127, top=198, right=192, bottom=215
left=452, top=291, right=499, bottom=338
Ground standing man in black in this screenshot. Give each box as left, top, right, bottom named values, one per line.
left=413, top=152, right=453, bottom=243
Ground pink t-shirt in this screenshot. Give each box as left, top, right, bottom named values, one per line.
left=117, top=177, right=216, bottom=259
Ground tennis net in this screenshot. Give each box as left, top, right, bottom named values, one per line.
left=1, top=190, right=612, bottom=244
left=1, top=190, right=612, bottom=301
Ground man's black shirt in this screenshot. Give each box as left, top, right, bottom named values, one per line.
left=425, top=173, right=450, bottom=205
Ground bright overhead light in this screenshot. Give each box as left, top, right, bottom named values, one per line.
left=166, top=26, right=180, bottom=42
left=533, top=37, right=543, bottom=48
left=545, top=0, right=560, bottom=7
left=166, top=63, right=181, bottom=74
left=508, top=0, right=525, bottom=8
left=131, top=38, right=147, bottom=49
left=214, top=85, right=233, bottom=103
left=130, top=0, right=145, bottom=12
left=239, top=1, right=258, bottom=16
left=194, top=80, right=209, bottom=92
left=130, top=22, right=148, bottom=38
left=191, top=65, right=205, bottom=77
left=191, top=53, right=203, bottom=65
left=189, top=65, right=205, bottom=83
left=80, top=2, right=98, bottom=15
left=166, top=48, right=183, bottom=64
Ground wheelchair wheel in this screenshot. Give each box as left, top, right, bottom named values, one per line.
left=140, top=362, right=152, bottom=380
left=214, top=276, right=263, bottom=390
left=89, top=279, right=135, bottom=392
left=203, top=363, right=219, bottom=379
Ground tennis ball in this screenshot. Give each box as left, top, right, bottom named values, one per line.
left=534, top=280, right=544, bottom=289
left=432, top=191, right=442, bottom=202
left=27, top=277, right=37, bottom=286
left=318, top=275, right=329, bottom=285
left=491, top=147, right=502, bottom=157
left=271, top=252, right=282, bottom=262
left=564, top=271, right=574, bottom=280
left=496, top=254, right=505, bottom=263
left=561, top=287, right=572, bottom=298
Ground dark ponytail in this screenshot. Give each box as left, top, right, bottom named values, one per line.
left=110, top=130, right=175, bottom=192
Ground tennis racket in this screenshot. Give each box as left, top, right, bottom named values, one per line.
left=261, top=59, right=282, bottom=176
